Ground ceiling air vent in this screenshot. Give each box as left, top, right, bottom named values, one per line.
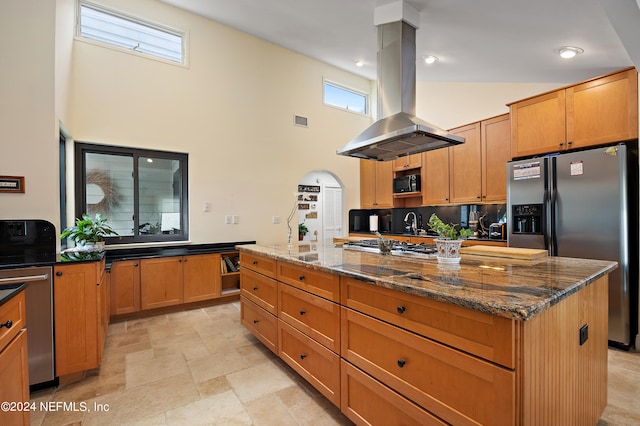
left=294, top=115, right=308, bottom=128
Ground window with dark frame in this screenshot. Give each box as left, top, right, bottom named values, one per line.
left=74, top=143, right=189, bottom=244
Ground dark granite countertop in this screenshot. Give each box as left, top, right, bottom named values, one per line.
left=236, top=242, right=617, bottom=321
left=0, top=282, right=27, bottom=306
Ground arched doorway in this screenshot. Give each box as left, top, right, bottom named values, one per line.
left=297, top=170, right=344, bottom=243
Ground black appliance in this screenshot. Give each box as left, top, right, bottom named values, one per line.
left=393, top=174, right=420, bottom=193
left=0, top=220, right=57, bottom=389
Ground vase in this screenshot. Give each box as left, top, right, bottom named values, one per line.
left=434, top=239, right=463, bottom=264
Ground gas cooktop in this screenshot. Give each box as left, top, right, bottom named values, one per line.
left=342, top=239, right=438, bottom=258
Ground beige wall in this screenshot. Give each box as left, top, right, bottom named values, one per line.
left=0, top=0, right=587, bottom=247
left=0, top=1, right=57, bottom=223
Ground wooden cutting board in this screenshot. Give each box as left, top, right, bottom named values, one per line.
left=460, top=245, right=548, bottom=260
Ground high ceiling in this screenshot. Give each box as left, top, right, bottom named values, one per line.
left=160, top=0, right=640, bottom=84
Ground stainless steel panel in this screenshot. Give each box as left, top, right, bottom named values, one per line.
left=507, top=158, right=548, bottom=250
left=554, top=146, right=630, bottom=345
left=0, top=266, right=54, bottom=385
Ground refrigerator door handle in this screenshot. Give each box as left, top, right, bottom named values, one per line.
left=549, top=157, right=558, bottom=256
left=543, top=187, right=549, bottom=251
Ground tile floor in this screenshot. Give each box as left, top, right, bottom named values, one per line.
left=29, top=301, right=640, bottom=425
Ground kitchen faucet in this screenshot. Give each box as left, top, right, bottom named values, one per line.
left=403, top=211, right=418, bottom=235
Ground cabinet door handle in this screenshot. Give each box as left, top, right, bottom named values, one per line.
left=299, top=310, right=306, bottom=316
left=56, top=271, right=63, bottom=277
left=298, top=275, right=305, bottom=281
left=134, top=263, right=139, bottom=267
left=300, top=354, right=307, bottom=360
left=397, top=306, right=406, bottom=314
left=0, top=319, right=13, bottom=329
left=559, top=142, right=564, bottom=147
left=397, top=359, right=406, bottom=368
left=252, top=261, right=258, bottom=265
left=567, top=141, right=573, bottom=146
left=253, top=287, right=258, bottom=291
left=253, top=319, right=259, bottom=324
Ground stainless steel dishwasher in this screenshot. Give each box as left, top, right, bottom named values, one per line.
left=0, top=266, right=55, bottom=387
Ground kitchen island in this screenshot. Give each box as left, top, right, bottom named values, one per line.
left=237, top=241, right=616, bottom=425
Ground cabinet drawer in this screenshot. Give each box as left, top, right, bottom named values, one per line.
left=341, top=277, right=515, bottom=368
left=241, top=268, right=278, bottom=315
left=0, top=291, right=26, bottom=353
left=278, top=320, right=340, bottom=407
left=277, top=262, right=340, bottom=302
left=240, top=252, right=277, bottom=278
left=341, top=308, right=515, bottom=426
left=341, top=360, right=446, bottom=426
left=278, top=283, right=340, bottom=353
left=240, top=296, right=278, bottom=354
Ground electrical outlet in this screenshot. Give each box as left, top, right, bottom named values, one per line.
left=272, top=216, right=280, bottom=224
left=232, top=215, right=239, bottom=224
left=202, top=202, right=210, bottom=212
left=579, top=324, right=588, bottom=345
left=225, top=215, right=232, bottom=224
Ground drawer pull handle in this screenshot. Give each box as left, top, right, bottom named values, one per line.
left=253, top=319, right=259, bottom=324
left=0, top=319, right=13, bottom=329
left=299, top=310, right=306, bottom=316
left=299, top=275, right=305, bottom=281
left=253, top=261, right=258, bottom=265
left=300, top=354, right=307, bottom=360
left=253, top=287, right=258, bottom=291
left=56, top=271, right=63, bottom=277
left=397, top=306, right=406, bottom=314
left=397, top=359, right=406, bottom=368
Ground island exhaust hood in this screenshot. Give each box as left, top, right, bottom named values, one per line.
left=337, top=17, right=464, bottom=162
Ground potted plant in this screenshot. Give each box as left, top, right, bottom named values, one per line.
left=60, top=213, right=118, bottom=252
left=298, top=222, right=309, bottom=241
left=427, top=213, right=473, bottom=264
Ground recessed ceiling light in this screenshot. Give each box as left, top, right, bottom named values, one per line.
left=554, top=46, right=584, bottom=59
left=355, top=60, right=364, bottom=67
left=423, top=55, right=439, bottom=64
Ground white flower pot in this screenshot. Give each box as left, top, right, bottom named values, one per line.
left=435, top=239, right=463, bottom=264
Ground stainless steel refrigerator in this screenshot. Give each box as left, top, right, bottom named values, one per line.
left=507, top=143, right=638, bottom=348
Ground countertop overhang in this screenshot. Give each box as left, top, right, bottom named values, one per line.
left=236, top=242, right=617, bottom=321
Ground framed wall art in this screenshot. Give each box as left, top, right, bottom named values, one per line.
left=0, top=176, right=25, bottom=193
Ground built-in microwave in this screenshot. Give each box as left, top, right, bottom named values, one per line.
left=393, top=174, right=420, bottom=193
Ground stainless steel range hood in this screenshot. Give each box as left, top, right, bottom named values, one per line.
left=337, top=20, right=464, bottom=161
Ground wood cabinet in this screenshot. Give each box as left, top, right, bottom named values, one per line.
left=140, top=256, right=184, bottom=310
left=240, top=252, right=279, bottom=354
left=510, top=67, right=638, bottom=158
left=112, top=252, right=233, bottom=317
left=240, top=248, right=610, bottom=425
left=393, top=153, right=422, bottom=171
left=183, top=253, right=222, bottom=303
left=481, top=114, right=511, bottom=202
left=449, top=122, right=483, bottom=203
left=54, top=259, right=107, bottom=377
left=0, top=291, right=29, bottom=426
left=360, top=159, right=393, bottom=208
left=422, top=114, right=510, bottom=205
left=110, top=260, right=141, bottom=315
left=421, top=147, right=450, bottom=205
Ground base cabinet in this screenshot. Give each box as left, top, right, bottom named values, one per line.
left=54, top=259, right=107, bottom=377
left=0, top=292, right=29, bottom=426
left=111, top=252, right=238, bottom=319
left=239, top=251, right=609, bottom=425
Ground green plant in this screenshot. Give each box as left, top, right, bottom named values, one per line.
left=298, top=222, right=309, bottom=237
left=427, top=213, right=473, bottom=240
left=60, top=213, right=118, bottom=244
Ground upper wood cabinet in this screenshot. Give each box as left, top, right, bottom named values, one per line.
left=481, top=114, right=511, bottom=202
left=449, top=122, right=482, bottom=203
left=421, top=148, right=450, bottom=205
left=392, top=153, right=422, bottom=171
left=360, top=159, right=393, bottom=208
left=510, top=68, right=638, bottom=158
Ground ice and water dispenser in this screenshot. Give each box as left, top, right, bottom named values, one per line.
left=512, top=204, right=542, bottom=234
